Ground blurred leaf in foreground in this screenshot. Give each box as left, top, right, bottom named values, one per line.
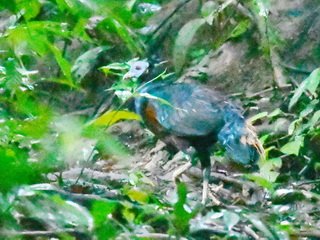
left=289, top=68, right=320, bottom=109
left=90, top=110, right=141, bottom=127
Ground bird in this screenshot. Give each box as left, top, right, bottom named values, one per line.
left=123, top=60, right=264, bottom=204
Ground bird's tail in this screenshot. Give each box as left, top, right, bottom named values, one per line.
left=218, top=116, right=264, bottom=164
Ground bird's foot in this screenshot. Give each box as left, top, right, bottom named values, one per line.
left=202, top=175, right=209, bottom=204
left=201, top=166, right=211, bottom=205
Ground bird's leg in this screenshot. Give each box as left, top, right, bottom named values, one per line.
left=202, top=165, right=211, bottom=204
left=198, top=149, right=211, bottom=205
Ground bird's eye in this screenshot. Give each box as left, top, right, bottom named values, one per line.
left=135, top=66, right=141, bottom=70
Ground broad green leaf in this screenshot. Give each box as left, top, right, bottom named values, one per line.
left=252, top=0, right=270, bottom=17
left=245, top=174, right=273, bottom=190
left=246, top=214, right=274, bottom=239
left=249, top=111, right=268, bottom=122
left=2, top=58, right=23, bottom=90
left=6, top=21, right=72, bottom=57
left=201, top=1, right=218, bottom=17
left=258, top=158, right=281, bottom=182
left=47, top=41, right=73, bottom=83
left=288, top=119, right=300, bottom=135
left=307, top=69, right=320, bottom=95
left=201, top=1, right=218, bottom=24
left=280, top=136, right=304, bottom=156
left=55, top=0, right=95, bottom=17
left=138, top=92, right=175, bottom=107
left=289, top=68, right=320, bottom=109
left=229, top=19, right=251, bottom=38
left=267, top=108, right=282, bottom=118
left=173, top=18, right=206, bottom=72
left=270, top=157, right=282, bottom=168
left=306, top=110, right=320, bottom=130
left=98, top=16, right=143, bottom=55
left=274, top=118, right=287, bottom=132
left=17, top=0, right=41, bottom=21
left=44, top=78, right=81, bottom=89
left=72, top=46, right=110, bottom=81
left=90, top=110, right=141, bottom=127
left=126, top=0, right=138, bottom=11
left=92, top=201, right=118, bottom=226
left=123, top=207, right=135, bottom=222
left=72, top=18, right=93, bottom=42
left=223, top=211, right=240, bottom=231
left=14, top=189, right=93, bottom=231
left=259, top=134, right=269, bottom=144
left=101, top=62, right=129, bottom=71
left=299, top=99, right=318, bottom=118
left=173, top=183, right=192, bottom=235
left=126, top=189, right=149, bottom=204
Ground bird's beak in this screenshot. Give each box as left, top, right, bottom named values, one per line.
left=123, top=71, right=135, bottom=80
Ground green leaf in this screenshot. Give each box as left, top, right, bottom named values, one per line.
left=289, top=68, right=320, bottom=109
left=245, top=174, right=274, bottom=191
left=280, top=136, right=304, bottom=156
left=91, top=200, right=117, bottom=226
left=101, top=62, right=129, bottom=71
left=267, top=108, right=282, bottom=118
left=173, top=18, right=206, bottom=72
left=72, top=46, right=110, bottom=81
left=274, top=118, right=287, bottom=132
left=72, top=18, right=93, bottom=42
left=299, top=99, right=318, bottom=118
left=306, top=110, right=320, bottom=130
left=17, top=0, right=41, bottom=21
left=201, top=1, right=218, bottom=24
left=288, top=119, right=300, bottom=135
left=173, top=183, right=193, bottom=235
left=46, top=41, right=73, bottom=83
left=98, top=16, right=143, bottom=55
left=229, top=19, right=251, bottom=38
left=307, top=69, right=320, bottom=95
left=249, top=111, right=268, bottom=122
left=223, top=211, right=240, bottom=231
left=56, top=0, right=95, bottom=17
left=258, top=158, right=281, bottom=182
left=44, top=78, right=81, bottom=89
left=246, top=214, right=274, bottom=239
left=201, top=1, right=218, bottom=17
left=14, top=189, right=93, bottom=231
left=122, top=207, right=135, bottom=222
left=90, top=110, right=141, bottom=127
left=126, top=189, right=149, bottom=204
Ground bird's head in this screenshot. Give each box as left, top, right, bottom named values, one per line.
left=123, top=58, right=171, bottom=83
left=123, top=60, right=150, bottom=80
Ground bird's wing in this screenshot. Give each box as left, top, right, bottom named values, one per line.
left=146, top=83, right=226, bottom=136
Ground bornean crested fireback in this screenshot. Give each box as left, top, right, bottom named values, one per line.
left=124, top=60, right=264, bottom=203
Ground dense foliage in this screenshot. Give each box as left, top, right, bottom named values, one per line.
left=0, top=0, right=319, bottom=239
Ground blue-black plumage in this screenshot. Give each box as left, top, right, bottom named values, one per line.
left=125, top=60, right=264, bottom=203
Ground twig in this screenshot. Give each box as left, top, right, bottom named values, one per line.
left=290, top=230, right=320, bottom=238
left=295, top=179, right=320, bottom=186
left=136, top=233, right=180, bottom=239
left=211, top=172, right=257, bottom=189
left=243, top=226, right=260, bottom=240
left=208, top=191, right=221, bottom=206
left=234, top=225, right=260, bottom=240
left=1, top=229, right=79, bottom=237
left=281, top=64, right=312, bottom=74
left=145, top=0, right=193, bottom=44
left=247, top=84, right=291, bottom=98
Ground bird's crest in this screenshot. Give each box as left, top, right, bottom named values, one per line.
left=243, top=121, right=265, bottom=160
